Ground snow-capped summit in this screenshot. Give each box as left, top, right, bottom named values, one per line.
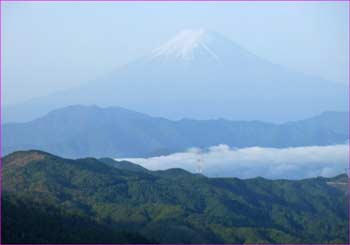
left=151, top=28, right=220, bottom=61
left=4, top=29, right=347, bottom=123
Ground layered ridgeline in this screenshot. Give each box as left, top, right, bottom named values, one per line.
left=4, top=29, right=347, bottom=123
left=2, top=150, right=348, bottom=244
left=3, top=105, right=348, bottom=158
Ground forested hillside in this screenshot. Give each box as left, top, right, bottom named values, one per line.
left=2, top=150, right=348, bottom=243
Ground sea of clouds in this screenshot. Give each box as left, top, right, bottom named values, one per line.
left=118, top=144, right=349, bottom=179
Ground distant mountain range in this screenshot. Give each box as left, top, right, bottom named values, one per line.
left=3, top=105, right=348, bottom=158
left=3, top=29, right=347, bottom=123
left=3, top=150, right=348, bottom=244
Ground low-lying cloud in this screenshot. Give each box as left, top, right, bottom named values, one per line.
left=118, top=144, right=349, bottom=179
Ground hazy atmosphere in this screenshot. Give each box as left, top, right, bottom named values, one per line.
left=2, top=2, right=349, bottom=105
left=2, top=2, right=349, bottom=244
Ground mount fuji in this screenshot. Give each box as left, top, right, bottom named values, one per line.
left=4, top=29, right=347, bottom=123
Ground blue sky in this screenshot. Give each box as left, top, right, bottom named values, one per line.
left=2, top=1, right=349, bottom=105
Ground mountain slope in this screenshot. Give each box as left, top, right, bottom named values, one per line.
left=2, top=150, right=348, bottom=244
left=2, top=194, right=152, bottom=244
left=3, top=105, right=348, bottom=158
left=100, top=157, right=149, bottom=173
left=3, top=29, right=347, bottom=123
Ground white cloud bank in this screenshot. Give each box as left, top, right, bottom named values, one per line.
left=117, top=144, right=349, bottom=179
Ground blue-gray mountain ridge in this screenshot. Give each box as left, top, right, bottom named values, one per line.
left=3, top=105, right=348, bottom=158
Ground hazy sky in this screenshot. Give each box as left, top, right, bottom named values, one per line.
left=2, top=1, right=349, bottom=105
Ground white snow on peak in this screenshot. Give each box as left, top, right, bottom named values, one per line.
left=150, top=28, right=219, bottom=61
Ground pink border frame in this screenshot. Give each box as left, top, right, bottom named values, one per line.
left=0, top=0, right=349, bottom=1
left=0, top=1, right=348, bottom=244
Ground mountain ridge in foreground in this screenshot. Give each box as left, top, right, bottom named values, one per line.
left=3, top=29, right=348, bottom=123
left=3, top=105, right=348, bottom=158
left=2, top=150, right=348, bottom=244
